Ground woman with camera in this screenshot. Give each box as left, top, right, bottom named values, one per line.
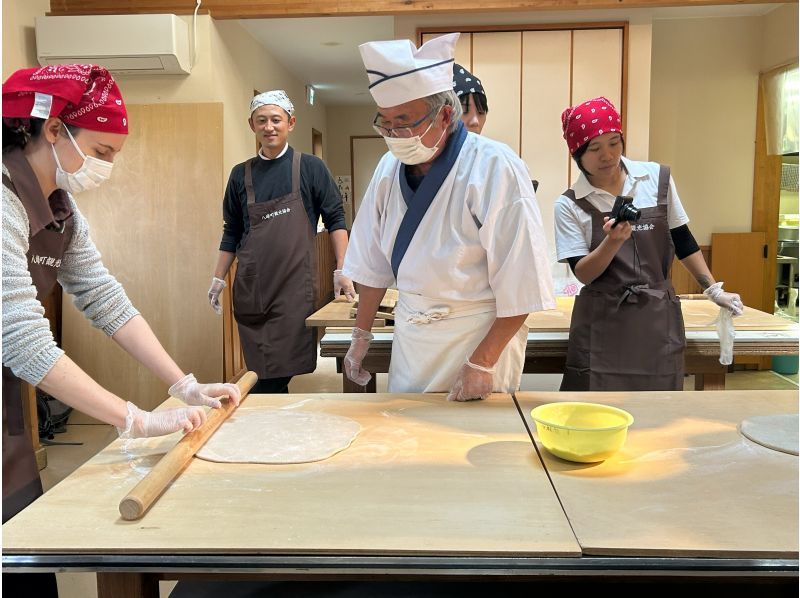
left=553, top=97, right=742, bottom=391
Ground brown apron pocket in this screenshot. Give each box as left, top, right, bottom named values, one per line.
left=233, top=273, right=264, bottom=318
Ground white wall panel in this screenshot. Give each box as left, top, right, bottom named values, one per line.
left=473, top=31, right=522, bottom=154
left=521, top=30, right=574, bottom=292
left=571, top=28, right=623, bottom=184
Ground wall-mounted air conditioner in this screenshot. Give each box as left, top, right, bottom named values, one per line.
left=36, top=14, right=191, bottom=75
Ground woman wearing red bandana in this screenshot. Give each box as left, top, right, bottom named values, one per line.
left=1, top=65, right=240, bottom=592
left=554, top=97, right=743, bottom=391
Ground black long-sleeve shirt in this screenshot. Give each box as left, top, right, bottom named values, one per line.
left=219, top=146, right=346, bottom=252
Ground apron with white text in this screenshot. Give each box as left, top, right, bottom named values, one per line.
left=560, top=164, right=685, bottom=391
left=233, top=151, right=317, bottom=378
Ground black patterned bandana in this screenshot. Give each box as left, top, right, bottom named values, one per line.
left=452, top=63, right=487, bottom=108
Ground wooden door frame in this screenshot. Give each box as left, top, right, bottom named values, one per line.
left=751, top=67, right=790, bottom=315
left=312, top=128, right=323, bottom=160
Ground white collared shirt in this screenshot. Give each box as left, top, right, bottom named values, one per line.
left=343, top=132, right=555, bottom=317
left=553, top=156, right=689, bottom=262
left=258, top=143, right=289, bottom=160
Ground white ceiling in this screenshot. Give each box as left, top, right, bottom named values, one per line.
left=239, top=4, right=779, bottom=108
left=239, top=16, right=394, bottom=106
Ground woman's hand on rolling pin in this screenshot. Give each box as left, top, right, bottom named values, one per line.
left=168, top=373, right=241, bottom=409
left=117, top=402, right=206, bottom=439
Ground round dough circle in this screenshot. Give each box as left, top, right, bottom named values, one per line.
left=739, top=414, right=799, bottom=456
left=196, top=409, right=361, bottom=464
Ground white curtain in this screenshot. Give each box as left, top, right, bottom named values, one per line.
left=763, top=64, right=799, bottom=156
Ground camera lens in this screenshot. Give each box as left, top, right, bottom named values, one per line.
left=619, top=203, right=641, bottom=223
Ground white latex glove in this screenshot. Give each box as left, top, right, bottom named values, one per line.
left=207, top=277, right=226, bottom=315
left=168, top=373, right=241, bottom=409
left=703, top=282, right=744, bottom=316
left=117, top=402, right=206, bottom=439
left=343, top=327, right=373, bottom=386
left=446, top=360, right=495, bottom=402
left=715, top=308, right=735, bottom=365
left=333, top=269, right=357, bottom=301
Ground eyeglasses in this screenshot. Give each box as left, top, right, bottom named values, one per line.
left=372, top=106, right=439, bottom=138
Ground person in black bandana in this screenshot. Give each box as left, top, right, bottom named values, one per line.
left=452, top=63, right=488, bottom=134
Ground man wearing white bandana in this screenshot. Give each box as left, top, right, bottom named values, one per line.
left=343, top=33, right=555, bottom=401
left=209, top=90, right=353, bottom=394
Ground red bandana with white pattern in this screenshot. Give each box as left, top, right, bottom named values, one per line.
left=3, top=64, right=128, bottom=134
left=561, top=97, right=621, bottom=155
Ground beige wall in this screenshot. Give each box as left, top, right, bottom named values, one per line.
left=2, top=0, right=50, bottom=76
left=2, top=10, right=332, bottom=392
left=114, top=16, right=329, bottom=181
left=761, top=3, right=799, bottom=71
left=3, top=11, right=330, bottom=194
left=325, top=104, right=380, bottom=180
left=650, top=16, right=762, bottom=245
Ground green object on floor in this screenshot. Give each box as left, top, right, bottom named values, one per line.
left=772, top=355, right=799, bottom=375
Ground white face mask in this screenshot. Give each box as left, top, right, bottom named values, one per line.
left=52, top=127, right=113, bottom=194
left=383, top=110, right=447, bottom=165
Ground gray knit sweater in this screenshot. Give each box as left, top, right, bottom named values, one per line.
left=2, top=164, right=139, bottom=385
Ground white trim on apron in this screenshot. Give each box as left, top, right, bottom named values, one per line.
left=388, top=292, right=528, bottom=394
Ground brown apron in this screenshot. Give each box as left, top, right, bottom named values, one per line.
left=560, top=164, right=685, bottom=391
left=3, top=151, right=74, bottom=523
left=233, top=151, right=317, bottom=378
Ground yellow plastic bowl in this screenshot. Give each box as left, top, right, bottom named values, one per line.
left=531, top=402, right=634, bottom=463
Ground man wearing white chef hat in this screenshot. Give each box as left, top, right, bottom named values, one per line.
left=343, top=33, right=555, bottom=401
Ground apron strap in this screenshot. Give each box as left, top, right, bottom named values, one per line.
left=244, top=158, right=257, bottom=206
left=291, top=151, right=302, bottom=194
left=2, top=172, right=18, bottom=195
left=657, top=164, right=671, bottom=206
left=562, top=188, right=599, bottom=217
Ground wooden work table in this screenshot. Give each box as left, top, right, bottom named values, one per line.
left=517, top=390, right=799, bottom=559
left=2, top=390, right=797, bottom=597
left=311, top=297, right=799, bottom=392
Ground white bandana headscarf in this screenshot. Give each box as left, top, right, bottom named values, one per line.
left=250, top=90, right=294, bottom=117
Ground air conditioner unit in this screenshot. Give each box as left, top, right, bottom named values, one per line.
left=36, top=14, right=191, bottom=75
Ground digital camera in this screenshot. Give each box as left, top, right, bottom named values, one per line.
left=610, top=195, right=641, bottom=228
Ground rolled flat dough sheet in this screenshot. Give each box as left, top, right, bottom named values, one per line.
left=196, top=408, right=361, bottom=464
left=739, top=414, right=799, bottom=456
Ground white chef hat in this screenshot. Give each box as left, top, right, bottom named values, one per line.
left=359, top=33, right=459, bottom=108
left=250, top=90, right=294, bottom=116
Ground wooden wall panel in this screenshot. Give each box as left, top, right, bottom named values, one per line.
left=751, top=73, right=782, bottom=314
left=670, top=246, right=711, bottom=295
left=50, top=0, right=780, bottom=19
left=421, top=32, right=472, bottom=68
left=521, top=30, right=572, bottom=274
left=222, top=260, right=245, bottom=382
left=711, top=232, right=767, bottom=310
left=473, top=32, right=522, bottom=154
left=314, top=230, right=335, bottom=310
left=571, top=28, right=623, bottom=184
left=62, top=103, right=224, bottom=416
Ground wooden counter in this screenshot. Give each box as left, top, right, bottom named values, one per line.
left=3, top=390, right=797, bottom=596
left=516, top=390, right=799, bottom=559
left=316, top=297, right=799, bottom=392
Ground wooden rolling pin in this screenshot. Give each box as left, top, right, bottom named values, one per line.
left=678, top=294, right=710, bottom=300
left=119, top=370, right=258, bottom=521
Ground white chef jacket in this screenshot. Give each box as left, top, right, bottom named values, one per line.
left=343, top=132, right=554, bottom=318
left=554, top=157, right=690, bottom=262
